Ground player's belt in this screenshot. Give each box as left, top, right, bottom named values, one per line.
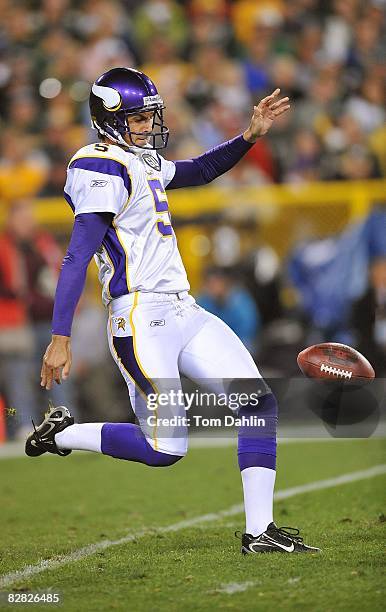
left=110, top=291, right=189, bottom=311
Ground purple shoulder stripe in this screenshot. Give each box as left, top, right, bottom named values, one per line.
left=69, top=157, right=132, bottom=194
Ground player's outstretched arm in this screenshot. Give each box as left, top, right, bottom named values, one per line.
left=41, top=212, right=113, bottom=390
left=167, top=89, right=290, bottom=190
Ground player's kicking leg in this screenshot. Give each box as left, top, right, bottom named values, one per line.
left=25, top=401, right=182, bottom=466
left=26, top=295, right=188, bottom=468
left=178, top=304, right=320, bottom=554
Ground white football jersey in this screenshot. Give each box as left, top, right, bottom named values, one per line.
left=64, top=142, right=190, bottom=305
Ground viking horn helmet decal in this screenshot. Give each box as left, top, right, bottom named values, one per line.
left=91, top=83, right=122, bottom=111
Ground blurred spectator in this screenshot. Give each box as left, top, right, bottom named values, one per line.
left=345, top=76, right=385, bottom=134
left=7, top=93, right=42, bottom=137
left=197, top=266, right=260, bottom=353
left=134, top=0, right=188, bottom=54
left=284, top=129, right=323, bottom=183
left=0, top=200, right=76, bottom=437
left=336, top=147, right=380, bottom=180
left=370, top=124, right=386, bottom=177
left=321, top=0, right=357, bottom=64
left=232, top=1, right=283, bottom=46
left=348, top=16, right=385, bottom=82
left=241, top=29, right=272, bottom=98
left=238, top=244, right=283, bottom=326
left=295, top=23, right=323, bottom=94
left=351, top=257, right=386, bottom=376
left=38, top=151, right=68, bottom=197
left=188, top=0, right=232, bottom=50
left=293, top=72, right=340, bottom=136
left=288, top=208, right=386, bottom=344
left=0, top=130, right=48, bottom=201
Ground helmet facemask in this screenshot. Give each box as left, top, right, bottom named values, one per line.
left=93, top=106, right=169, bottom=150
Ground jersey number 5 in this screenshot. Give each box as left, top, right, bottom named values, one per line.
left=148, top=179, right=173, bottom=237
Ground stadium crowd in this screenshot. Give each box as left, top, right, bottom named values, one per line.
left=0, top=0, right=385, bottom=199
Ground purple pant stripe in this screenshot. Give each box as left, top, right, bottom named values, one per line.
left=112, top=335, right=156, bottom=398
left=101, top=423, right=182, bottom=466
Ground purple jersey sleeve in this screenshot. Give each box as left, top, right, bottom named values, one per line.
left=52, top=212, right=113, bottom=337
left=166, top=134, right=254, bottom=190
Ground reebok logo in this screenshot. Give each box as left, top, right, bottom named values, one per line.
left=90, top=179, right=109, bottom=187
left=150, top=320, right=165, bottom=327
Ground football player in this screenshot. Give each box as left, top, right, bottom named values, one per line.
left=26, top=68, right=319, bottom=554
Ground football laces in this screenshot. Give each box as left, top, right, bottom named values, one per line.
left=320, top=363, right=352, bottom=379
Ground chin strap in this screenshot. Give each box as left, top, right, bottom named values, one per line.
left=92, top=119, right=125, bottom=147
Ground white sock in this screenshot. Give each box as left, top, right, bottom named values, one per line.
left=241, top=466, right=276, bottom=536
left=55, top=423, right=104, bottom=453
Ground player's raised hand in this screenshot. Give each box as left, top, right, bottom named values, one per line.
left=243, top=88, right=290, bottom=142
left=41, top=335, right=72, bottom=390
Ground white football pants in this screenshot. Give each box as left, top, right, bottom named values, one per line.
left=107, top=291, right=261, bottom=456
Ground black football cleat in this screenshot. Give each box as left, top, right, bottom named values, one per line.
left=25, top=405, right=74, bottom=457
left=237, top=523, right=320, bottom=554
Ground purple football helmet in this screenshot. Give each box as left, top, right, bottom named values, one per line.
left=89, top=67, right=169, bottom=149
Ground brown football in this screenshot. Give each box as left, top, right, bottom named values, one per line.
left=297, top=343, right=375, bottom=382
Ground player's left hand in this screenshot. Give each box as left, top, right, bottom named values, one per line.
left=243, top=88, right=290, bottom=142
left=41, top=335, right=72, bottom=390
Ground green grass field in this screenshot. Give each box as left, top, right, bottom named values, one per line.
left=0, top=439, right=385, bottom=611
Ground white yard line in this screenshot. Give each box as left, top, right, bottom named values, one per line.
left=0, top=464, right=385, bottom=589
left=214, top=581, right=258, bottom=594
left=214, top=577, right=300, bottom=596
